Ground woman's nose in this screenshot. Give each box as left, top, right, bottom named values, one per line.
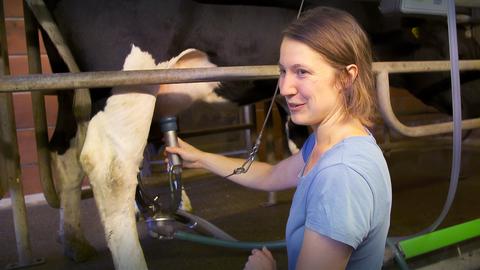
left=279, top=74, right=296, bottom=96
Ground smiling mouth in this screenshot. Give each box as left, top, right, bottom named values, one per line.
left=288, top=103, right=305, bottom=111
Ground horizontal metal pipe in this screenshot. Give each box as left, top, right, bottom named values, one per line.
left=1, top=60, right=480, bottom=93
left=2, top=60, right=480, bottom=138
left=0, top=65, right=279, bottom=93
left=373, top=59, right=480, bottom=74
left=455, top=0, right=480, bottom=7
left=376, top=71, right=480, bottom=136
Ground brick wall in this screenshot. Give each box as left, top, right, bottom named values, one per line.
left=4, top=0, right=56, bottom=195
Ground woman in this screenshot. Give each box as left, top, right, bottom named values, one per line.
left=166, top=6, right=392, bottom=270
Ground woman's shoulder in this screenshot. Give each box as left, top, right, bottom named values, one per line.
left=318, top=135, right=375, bottom=163
left=312, top=135, right=387, bottom=182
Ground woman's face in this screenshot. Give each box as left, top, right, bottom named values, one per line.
left=278, top=37, right=342, bottom=127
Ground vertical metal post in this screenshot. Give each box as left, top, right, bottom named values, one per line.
left=271, top=102, right=284, bottom=161
left=254, top=101, right=277, bottom=207
left=254, top=102, right=267, bottom=161
left=23, top=0, right=59, bottom=208
left=0, top=83, right=5, bottom=199
left=0, top=130, right=4, bottom=198
left=241, top=104, right=253, bottom=151
left=265, top=102, right=290, bottom=206
left=0, top=1, right=7, bottom=199
left=0, top=0, right=32, bottom=264
left=472, top=8, right=480, bottom=45
left=0, top=0, right=44, bottom=268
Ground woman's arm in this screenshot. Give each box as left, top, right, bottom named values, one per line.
left=165, top=138, right=304, bottom=191
left=296, top=229, right=352, bottom=270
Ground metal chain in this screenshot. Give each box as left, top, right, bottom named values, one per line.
left=224, top=82, right=279, bottom=178
left=224, top=0, right=305, bottom=178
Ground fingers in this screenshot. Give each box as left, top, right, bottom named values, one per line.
left=176, top=137, right=191, bottom=148
left=164, top=145, right=181, bottom=155
left=165, top=138, right=194, bottom=154
left=244, top=248, right=276, bottom=270
left=262, top=246, right=274, bottom=261
left=163, top=137, right=206, bottom=169
left=164, top=137, right=189, bottom=156
left=176, top=137, right=186, bottom=145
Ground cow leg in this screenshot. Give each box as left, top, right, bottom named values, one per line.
left=52, top=122, right=97, bottom=262
left=80, top=92, right=156, bottom=270
left=49, top=90, right=96, bottom=262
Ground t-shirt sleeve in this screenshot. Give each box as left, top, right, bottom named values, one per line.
left=305, top=164, right=373, bottom=249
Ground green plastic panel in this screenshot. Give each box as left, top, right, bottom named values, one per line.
left=399, top=218, right=480, bottom=259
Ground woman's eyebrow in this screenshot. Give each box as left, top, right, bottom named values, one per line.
left=278, top=63, right=306, bottom=69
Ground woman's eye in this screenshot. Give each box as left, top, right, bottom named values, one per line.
left=279, top=68, right=286, bottom=76
left=296, top=69, right=308, bottom=76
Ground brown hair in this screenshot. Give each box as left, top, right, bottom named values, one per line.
left=282, top=6, right=376, bottom=127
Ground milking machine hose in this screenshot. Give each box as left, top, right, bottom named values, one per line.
left=386, top=238, right=410, bottom=270
left=169, top=210, right=286, bottom=250
left=173, top=230, right=286, bottom=250
left=391, top=0, right=462, bottom=241
left=386, top=2, right=463, bottom=269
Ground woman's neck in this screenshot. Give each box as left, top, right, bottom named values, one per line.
left=312, top=115, right=367, bottom=151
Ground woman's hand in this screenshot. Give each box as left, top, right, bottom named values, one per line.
left=244, top=247, right=276, bottom=270
left=165, top=138, right=205, bottom=169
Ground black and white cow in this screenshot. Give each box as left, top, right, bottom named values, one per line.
left=41, top=1, right=299, bottom=268
left=35, top=0, right=480, bottom=269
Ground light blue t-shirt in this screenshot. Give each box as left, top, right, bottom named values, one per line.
left=285, top=133, right=392, bottom=270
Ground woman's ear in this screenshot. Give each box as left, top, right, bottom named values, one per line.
left=345, top=64, right=358, bottom=83
left=336, top=64, right=358, bottom=91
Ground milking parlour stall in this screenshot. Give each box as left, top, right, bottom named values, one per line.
left=0, top=0, right=480, bottom=269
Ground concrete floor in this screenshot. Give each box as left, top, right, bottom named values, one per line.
left=1, top=144, right=480, bottom=270
left=0, top=175, right=293, bottom=270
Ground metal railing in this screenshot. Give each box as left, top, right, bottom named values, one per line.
left=0, top=1, right=44, bottom=268
left=0, top=65, right=279, bottom=92
left=374, top=60, right=480, bottom=136
left=2, top=60, right=480, bottom=139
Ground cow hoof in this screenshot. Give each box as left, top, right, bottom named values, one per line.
left=64, top=240, right=98, bottom=262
